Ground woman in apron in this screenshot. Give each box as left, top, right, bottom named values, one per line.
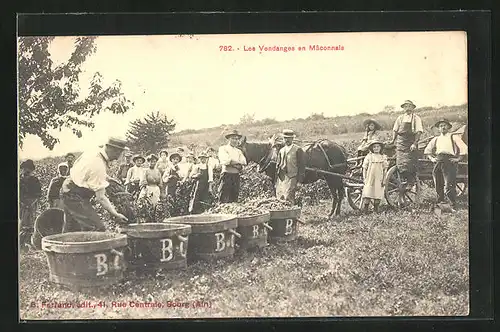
left=188, top=152, right=211, bottom=214
left=390, top=100, right=423, bottom=185
left=138, top=154, right=163, bottom=208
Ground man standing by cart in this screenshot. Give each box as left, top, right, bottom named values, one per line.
left=275, top=129, right=305, bottom=205
left=218, top=129, right=247, bottom=203
left=389, top=100, right=424, bottom=187
left=60, top=137, right=129, bottom=233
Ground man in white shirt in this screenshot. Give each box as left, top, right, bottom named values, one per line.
left=218, top=129, right=247, bottom=203
left=60, top=137, right=129, bottom=233
left=424, top=119, right=468, bottom=209
left=389, top=100, right=424, bottom=184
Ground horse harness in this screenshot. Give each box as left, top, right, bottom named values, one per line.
left=303, top=139, right=347, bottom=171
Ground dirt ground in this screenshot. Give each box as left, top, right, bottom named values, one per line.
left=19, top=193, right=469, bottom=320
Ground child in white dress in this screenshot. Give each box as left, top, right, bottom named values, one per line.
left=362, top=140, right=389, bottom=213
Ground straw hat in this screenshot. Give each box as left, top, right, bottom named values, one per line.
left=146, top=154, right=159, bottom=162
left=158, top=149, right=169, bottom=157
left=401, top=100, right=416, bottom=109
left=367, top=139, right=385, bottom=151
left=225, top=129, right=242, bottom=139
left=432, top=118, right=452, bottom=129
left=282, top=129, right=296, bottom=138
left=105, top=137, right=128, bottom=150
left=124, top=151, right=133, bottom=158
left=363, top=119, right=382, bottom=131
left=197, top=151, right=208, bottom=159
left=169, top=153, right=182, bottom=162
left=132, top=154, right=145, bottom=163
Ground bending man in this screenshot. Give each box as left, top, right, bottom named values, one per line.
left=60, top=137, right=129, bottom=233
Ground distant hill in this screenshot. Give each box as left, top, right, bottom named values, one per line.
left=169, top=104, right=468, bottom=150
left=23, top=103, right=467, bottom=163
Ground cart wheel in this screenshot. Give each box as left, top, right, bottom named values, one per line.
left=456, top=182, right=467, bottom=197
left=346, top=184, right=364, bottom=211
left=384, top=165, right=421, bottom=208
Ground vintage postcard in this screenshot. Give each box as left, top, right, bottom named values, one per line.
left=18, top=31, right=469, bottom=320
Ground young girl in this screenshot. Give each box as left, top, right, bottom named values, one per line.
left=125, top=154, right=145, bottom=196
left=356, top=119, right=383, bottom=166
left=188, top=152, right=213, bottom=214
left=47, top=162, right=69, bottom=209
left=163, top=153, right=182, bottom=200
left=19, top=159, right=42, bottom=248
left=139, top=154, right=163, bottom=208
left=156, top=149, right=169, bottom=176
left=362, top=140, right=389, bottom=213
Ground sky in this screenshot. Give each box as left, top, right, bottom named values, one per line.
left=18, top=31, right=467, bottom=160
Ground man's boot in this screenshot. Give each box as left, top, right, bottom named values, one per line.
left=373, top=200, right=380, bottom=213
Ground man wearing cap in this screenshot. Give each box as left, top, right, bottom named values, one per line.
left=19, top=159, right=42, bottom=248
left=275, top=129, right=305, bottom=205
left=117, top=151, right=133, bottom=184
left=218, top=129, right=247, bottom=203
left=390, top=100, right=424, bottom=185
left=424, top=119, right=468, bottom=210
left=60, top=137, right=129, bottom=233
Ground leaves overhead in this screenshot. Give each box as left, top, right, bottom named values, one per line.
left=18, top=36, right=134, bottom=150
left=126, top=111, right=176, bottom=154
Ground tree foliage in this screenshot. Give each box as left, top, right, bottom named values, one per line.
left=126, top=111, right=176, bottom=154
left=18, top=36, right=134, bottom=150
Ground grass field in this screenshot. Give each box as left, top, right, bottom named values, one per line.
left=19, top=194, right=469, bottom=320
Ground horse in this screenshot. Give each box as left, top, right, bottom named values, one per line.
left=239, top=135, right=349, bottom=217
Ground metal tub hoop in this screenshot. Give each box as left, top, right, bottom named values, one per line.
left=119, top=223, right=191, bottom=239
left=269, top=207, right=301, bottom=220
left=42, top=232, right=128, bottom=254
left=163, top=214, right=238, bottom=233
left=237, top=212, right=270, bottom=227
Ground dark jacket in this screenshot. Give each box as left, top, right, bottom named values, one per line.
left=20, top=175, right=42, bottom=203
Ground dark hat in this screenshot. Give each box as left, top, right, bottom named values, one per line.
left=169, top=153, right=182, bottom=162
left=401, top=100, right=416, bottom=109
left=433, top=118, right=452, bottom=129
left=65, top=152, right=75, bottom=158
left=146, top=154, right=159, bottom=161
left=105, top=137, right=128, bottom=150
left=282, top=129, right=296, bottom=138
left=363, top=119, right=382, bottom=131
left=225, top=129, right=242, bottom=139
left=132, top=154, right=145, bottom=163
left=367, top=139, right=385, bottom=151
left=20, top=159, right=35, bottom=171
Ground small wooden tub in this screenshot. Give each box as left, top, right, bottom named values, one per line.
left=42, top=232, right=128, bottom=288
left=164, top=214, right=240, bottom=261
left=120, top=223, right=191, bottom=272
left=32, top=208, right=65, bottom=250
left=268, top=208, right=302, bottom=244
left=236, top=212, right=271, bottom=250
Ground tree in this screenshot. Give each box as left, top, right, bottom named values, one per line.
left=239, top=113, right=256, bottom=126
left=126, top=111, right=176, bottom=154
left=18, top=36, right=134, bottom=150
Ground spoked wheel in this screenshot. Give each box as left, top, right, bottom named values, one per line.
left=456, top=181, right=468, bottom=197
left=384, top=165, right=421, bottom=208
left=346, top=183, right=365, bottom=210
